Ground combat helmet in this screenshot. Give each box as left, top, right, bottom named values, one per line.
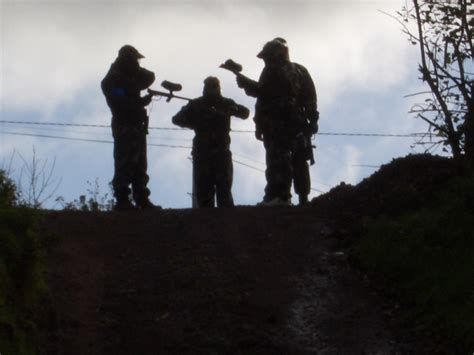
left=257, top=38, right=289, bottom=62
left=118, top=45, right=145, bottom=59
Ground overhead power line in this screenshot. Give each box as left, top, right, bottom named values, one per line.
left=353, top=164, right=381, bottom=168
left=232, top=159, right=265, bottom=172
left=0, top=130, right=328, bottom=193
left=0, top=119, right=186, bottom=131
left=0, top=123, right=194, bottom=142
left=0, top=131, right=191, bottom=149
left=317, top=132, right=422, bottom=138
left=0, top=120, right=425, bottom=138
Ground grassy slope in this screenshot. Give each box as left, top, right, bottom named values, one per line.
left=1, top=156, right=473, bottom=353
left=0, top=170, right=47, bottom=355
left=353, top=175, right=474, bottom=353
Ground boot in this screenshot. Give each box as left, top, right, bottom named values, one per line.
left=113, top=198, right=135, bottom=211
left=258, top=197, right=292, bottom=207
left=298, top=194, right=309, bottom=206
left=135, top=197, right=162, bottom=210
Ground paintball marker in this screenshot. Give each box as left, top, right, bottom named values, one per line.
left=219, top=59, right=243, bottom=76
left=148, top=80, right=191, bottom=102
left=220, top=59, right=257, bottom=93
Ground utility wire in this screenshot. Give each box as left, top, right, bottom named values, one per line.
left=232, top=159, right=325, bottom=193
left=232, top=159, right=265, bottom=172
left=233, top=152, right=328, bottom=191
left=232, top=152, right=266, bottom=166
left=0, top=131, right=192, bottom=149
left=317, top=132, right=423, bottom=138
left=0, top=120, right=187, bottom=131
left=0, top=120, right=425, bottom=138
left=353, top=164, right=381, bottom=168
left=1, top=120, right=112, bottom=129
left=3, top=119, right=399, bottom=191
left=1, top=130, right=328, bottom=193
left=3, top=123, right=194, bottom=142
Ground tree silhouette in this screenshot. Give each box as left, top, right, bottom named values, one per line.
left=398, top=0, right=473, bottom=161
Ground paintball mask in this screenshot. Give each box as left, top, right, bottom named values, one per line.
left=257, top=39, right=289, bottom=63
left=203, top=76, right=221, bottom=98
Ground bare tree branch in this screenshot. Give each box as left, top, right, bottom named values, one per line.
left=418, top=113, right=450, bottom=135
left=15, top=147, right=62, bottom=208
left=414, top=0, right=462, bottom=156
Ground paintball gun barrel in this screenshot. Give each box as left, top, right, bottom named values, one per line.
left=148, top=80, right=191, bottom=102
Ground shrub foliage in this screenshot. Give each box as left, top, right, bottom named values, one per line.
left=355, top=176, right=474, bottom=353
left=0, top=170, right=46, bottom=355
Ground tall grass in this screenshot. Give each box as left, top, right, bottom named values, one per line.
left=354, top=176, right=474, bottom=353
left=0, top=170, right=47, bottom=355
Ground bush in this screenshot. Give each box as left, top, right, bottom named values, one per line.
left=0, top=170, right=17, bottom=208
left=0, top=170, right=46, bottom=355
left=354, top=176, right=474, bottom=353
left=55, top=178, right=114, bottom=211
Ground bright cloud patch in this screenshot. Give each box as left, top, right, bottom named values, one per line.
left=1, top=1, right=431, bottom=208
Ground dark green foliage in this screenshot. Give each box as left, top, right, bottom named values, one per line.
left=354, top=176, right=474, bottom=353
left=314, top=154, right=473, bottom=351
left=0, top=170, right=17, bottom=208
left=0, top=170, right=46, bottom=355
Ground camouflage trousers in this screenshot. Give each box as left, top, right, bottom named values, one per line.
left=263, top=137, right=293, bottom=202
left=111, top=121, right=150, bottom=202
left=193, top=149, right=234, bottom=208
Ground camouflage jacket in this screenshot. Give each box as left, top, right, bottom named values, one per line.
left=240, top=61, right=318, bottom=136
left=172, top=96, right=249, bottom=152
left=101, top=59, right=155, bottom=126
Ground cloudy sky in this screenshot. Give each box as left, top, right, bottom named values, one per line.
left=1, top=0, right=431, bottom=208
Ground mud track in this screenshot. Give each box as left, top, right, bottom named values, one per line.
left=41, top=207, right=409, bottom=354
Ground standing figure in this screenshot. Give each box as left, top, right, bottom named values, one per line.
left=101, top=45, right=158, bottom=211
left=172, top=77, right=249, bottom=208
left=235, top=38, right=319, bottom=206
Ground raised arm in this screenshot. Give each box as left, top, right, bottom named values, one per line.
left=172, top=102, right=195, bottom=129
left=236, top=74, right=259, bottom=98
left=229, top=102, right=250, bottom=120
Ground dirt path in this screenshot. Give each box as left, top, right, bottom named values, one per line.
left=40, top=207, right=408, bottom=354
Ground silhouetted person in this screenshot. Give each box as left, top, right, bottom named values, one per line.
left=172, top=77, right=249, bottom=208
left=101, top=45, right=158, bottom=211
left=235, top=38, right=319, bottom=206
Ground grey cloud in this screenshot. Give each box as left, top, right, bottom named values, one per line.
left=2, top=0, right=432, bottom=208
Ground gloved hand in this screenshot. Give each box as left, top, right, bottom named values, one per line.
left=228, top=105, right=238, bottom=115
left=142, top=93, right=153, bottom=106
left=309, top=120, right=318, bottom=134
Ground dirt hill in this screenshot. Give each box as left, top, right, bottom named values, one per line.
left=39, top=154, right=461, bottom=354
left=40, top=206, right=413, bottom=355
